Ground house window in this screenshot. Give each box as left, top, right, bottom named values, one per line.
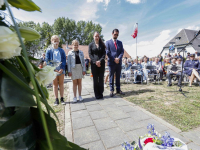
left=198, top=45, right=200, bottom=47
left=175, top=37, right=181, bottom=41
left=165, top=53, right=167, bottom=55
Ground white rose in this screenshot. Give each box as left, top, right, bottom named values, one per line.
left=0, top=0, right=4, bottom=9
left=35, top=66, right=57, bottom=86
left=0, top=26, right=22, bottom=59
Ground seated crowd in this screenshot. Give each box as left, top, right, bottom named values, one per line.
left=121, top=53, right=200, bottom=87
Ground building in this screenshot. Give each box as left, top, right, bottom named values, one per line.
left=62, top=44, right=131, bottom=58
left=160, top=29, right=200, bottom=57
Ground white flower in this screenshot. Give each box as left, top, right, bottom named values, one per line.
left=35, top=66, right=57, bottom=86
left=0, top=0, right=4, bottom=9
left=0, top=26, right=22, bottom=59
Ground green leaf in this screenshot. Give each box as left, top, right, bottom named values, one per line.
left=0, top=107, right=31, bottom=138
left=7, top=0, right=42, bottom=12
left=19, top=27, right=41, bottom=41
left=31, top=108, right=86, bottom=150
left=41, top=84, right=49, bottom=99
left=131, top=141, right=136, bottom=145
left=29, top=56, right=40, bottom=61
left=16, top=56, right=29, bottom=77
left=39, top=96, right=59, bottom=123
left=0, top=61, right=36, bottom=107
left=30, top=61, right=41, bottom=73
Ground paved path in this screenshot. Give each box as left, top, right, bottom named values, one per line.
left=64, top=76, right=200, bottom=150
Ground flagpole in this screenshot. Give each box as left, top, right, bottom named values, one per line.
left=136, top=23, right=138, bottom=61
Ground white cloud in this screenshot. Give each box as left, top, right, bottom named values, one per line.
left=73, top=2, right=99, bottom=21
left=118, top=24, right=128, bottom=35
left=126, top=0, right=141, bottom=4
left=186, top=25, right=200, bottom=31
left=86, top=0, right=110, bottom=10
left=124, top=30, right=172, bottom=58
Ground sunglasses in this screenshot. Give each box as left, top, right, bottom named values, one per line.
left=114, top=34, right=119, bottom=36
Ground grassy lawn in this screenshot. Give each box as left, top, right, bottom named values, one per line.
left=114, top=80, right=200, bottom=131
left=43, top=84, right=68, bottom=136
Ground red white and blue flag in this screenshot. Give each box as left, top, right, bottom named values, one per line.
left=131, top=23, right=138, bottom=39
left=169, top=45, right=175, bottom=51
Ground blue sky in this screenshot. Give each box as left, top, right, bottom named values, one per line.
left=8, top=0, right=200, bottom=57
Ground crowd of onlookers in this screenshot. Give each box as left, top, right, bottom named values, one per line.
left=120, top=52, right=200, bottom=87
left=38, top=51, right=200, bottom=88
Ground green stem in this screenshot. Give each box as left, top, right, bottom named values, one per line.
left=16, top=57, right=29, bottom=75
left=4, top=1, right=53, bottom=150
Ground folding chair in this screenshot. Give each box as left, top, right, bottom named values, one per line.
left=130, top=66, right=143, bottom=84
left=146, top=65, right=160, bottom=84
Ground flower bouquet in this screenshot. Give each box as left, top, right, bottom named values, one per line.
left=122, top=124, right=188, bottom=150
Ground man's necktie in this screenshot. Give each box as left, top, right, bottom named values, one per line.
left=114, top=40, right=117, bottom=50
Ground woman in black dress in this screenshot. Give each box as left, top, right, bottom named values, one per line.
left=89, top=32, right=106, bottom=99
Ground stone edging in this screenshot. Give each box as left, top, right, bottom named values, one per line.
left=65, top=83, right=73, bottom=142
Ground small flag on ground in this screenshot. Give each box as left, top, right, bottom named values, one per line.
left=131, top=23, right=138, bottom=39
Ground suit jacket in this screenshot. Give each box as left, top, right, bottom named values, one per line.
left=106, top=39, right=124, bottom=66
left=88, top=41, right=106, bottom=65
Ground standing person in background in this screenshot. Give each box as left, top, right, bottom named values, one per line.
left=158, top=54, right=163, bottom=62
left=88, top=32, right=106, bottom=99
left=84, top=56, right=90, bottom=75
left=106, top=29, right=125, bottom=97
left=46, top=35, right=66, bottom=106
left=40, top=53, right=46, bottom=62
left=68, top=40, right=86, bottom=102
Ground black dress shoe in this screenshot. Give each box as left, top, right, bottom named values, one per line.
left=110, top=92, right=114, bottom=97
left=96, top=96, right=100, bottom=99
left=117, top=90, right=125, bottom=95
left=167, top=83, right=172, bottom=87
left=99, top=95, right=103, bottom=99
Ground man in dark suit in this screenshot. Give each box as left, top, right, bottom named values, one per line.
left=106, top=29, right=125, bottom=97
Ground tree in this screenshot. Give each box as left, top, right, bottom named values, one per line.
left=76, top=20, right=104, bottom=45
left=18, top=21, right=41, bottom=58
left=54, top=17, right=104, bottom=45
left=53, top=17, right=76, bottom=45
